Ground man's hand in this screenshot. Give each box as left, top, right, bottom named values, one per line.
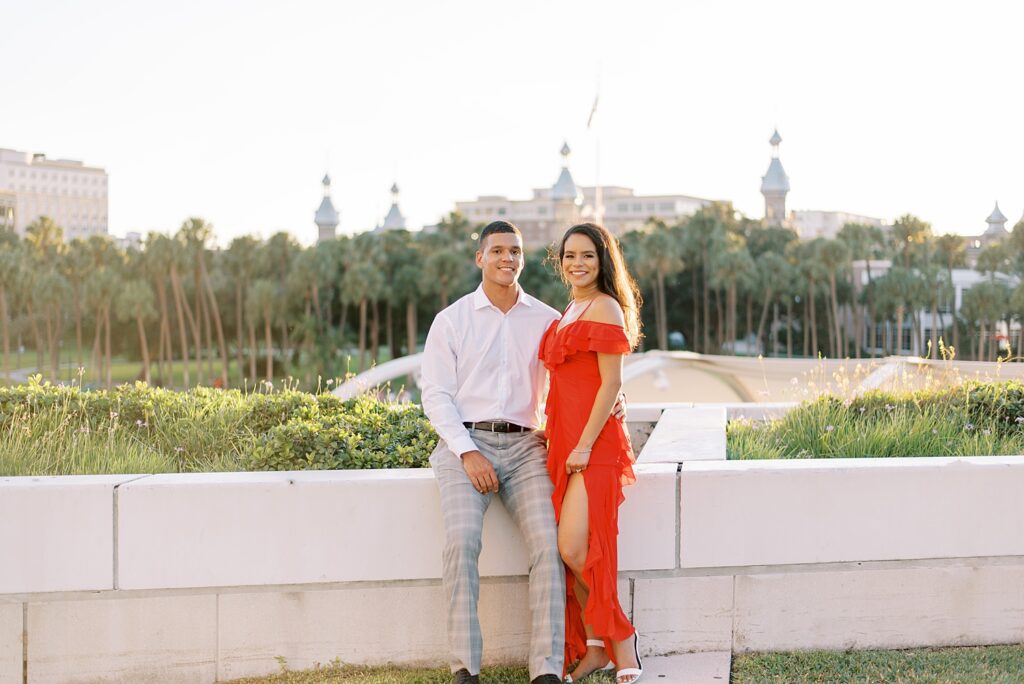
left=612, top=391, right=628, bottom=421
left=462, top=450, right=499, bottom=494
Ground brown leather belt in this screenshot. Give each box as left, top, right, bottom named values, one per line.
left=463, top=421, right=531, bottom=433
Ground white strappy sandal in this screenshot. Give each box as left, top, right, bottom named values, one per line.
left=564, top=639, right=615, bottom=682
left=615, top=632, right=643, bottom=684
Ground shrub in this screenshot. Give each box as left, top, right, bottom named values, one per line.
left=0, top=377, right=438, bottom=476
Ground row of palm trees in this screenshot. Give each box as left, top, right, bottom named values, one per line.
left=2, top=205, right=1023, bottom=389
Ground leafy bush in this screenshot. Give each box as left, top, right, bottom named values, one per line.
left=0, top=376, right=437, bottom=476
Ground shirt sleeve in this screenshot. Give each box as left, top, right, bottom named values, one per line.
left=420, top=313, right=478, bottom=457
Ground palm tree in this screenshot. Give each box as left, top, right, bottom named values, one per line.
left=752, top=252, right=790, bottom=355
left=0, top=235, right=21, bottom=382
left=179, top=218, right=229, bottom=387
left=224, top=235, right=260, bottom=385
left=709, top=236, right=755, bottom=354
left=816, top=239, right=851, bottom=358
left=890, top=214, right=932, bottom=269
left=341, top=261, right=385, bottom=372
left=247, top=279, right=278, bottom=382
left=62, top=242, right=92, bottom=368
left=634, top=222, right=684, bottom=350
left=934, top=233, right=967, bottom=356
left=838, top=223, right=889, bottom=358
left=116, top=280, right=157, bottom=384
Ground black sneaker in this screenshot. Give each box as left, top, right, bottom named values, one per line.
left=453, top=668, right=480, bottom=684
left=531, top=675, right=563, bottom=684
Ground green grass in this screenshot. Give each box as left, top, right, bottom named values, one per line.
left=225, top=662, right=532, bottom=683
left=731, top=645, right=1024, bottom=683
left=223, top=645, right=1024, bottom=683
left=728, top=383, right=1024, bottom=459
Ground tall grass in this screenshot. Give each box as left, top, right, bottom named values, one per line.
left=0, top=375, right=434, bottom=477
left=729, top=381, right=1024, bottom=459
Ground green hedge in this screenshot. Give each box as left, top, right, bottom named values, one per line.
left=0, top=377, right=437, bottom=476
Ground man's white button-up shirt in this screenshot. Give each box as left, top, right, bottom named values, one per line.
left=421, top=284, right=561, bottom=457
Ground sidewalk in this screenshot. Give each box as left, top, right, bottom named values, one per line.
left=641, top=652, right=731, bottom=683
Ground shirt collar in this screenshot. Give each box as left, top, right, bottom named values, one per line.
left=473, top=283, right=534, bottom=310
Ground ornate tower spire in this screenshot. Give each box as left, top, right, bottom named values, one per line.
left=380, top=181, right=406, bottom=231
left=314, top=173, right=339, bottom=243
left=760, top=129, right=790, bottom=226
left=985, top=201, right=1008, bottom=235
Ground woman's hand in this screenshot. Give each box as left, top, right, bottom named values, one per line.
left=565, top=446, right=591, bottom=475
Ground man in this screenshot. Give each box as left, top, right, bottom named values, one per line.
left=421, top=220, right=565, bottom=684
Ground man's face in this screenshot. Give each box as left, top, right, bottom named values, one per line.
left=476, top=232, right=524, bottom=287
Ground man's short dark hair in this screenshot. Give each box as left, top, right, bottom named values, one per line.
left=478, top=220, right=522, bottom=249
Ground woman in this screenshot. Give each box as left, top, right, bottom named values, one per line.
left=539, top=223, right=643, bottom=684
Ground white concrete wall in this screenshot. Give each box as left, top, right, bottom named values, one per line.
left=3, top=408, right=1024, bottom=681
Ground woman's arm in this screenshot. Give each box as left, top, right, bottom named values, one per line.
left=565, top=297, right=627, bottom=474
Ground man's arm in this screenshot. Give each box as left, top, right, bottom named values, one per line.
left=420, top=316, right=498, bottom=493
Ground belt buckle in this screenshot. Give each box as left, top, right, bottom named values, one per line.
left=494, top=422, right=509, bottom=433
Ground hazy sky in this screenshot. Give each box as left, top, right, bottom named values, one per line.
left=4, top=0, right=1023, bottom=245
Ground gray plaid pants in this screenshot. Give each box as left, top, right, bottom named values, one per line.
left=430, top=428, right=565, bottom=679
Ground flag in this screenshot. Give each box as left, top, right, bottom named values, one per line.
left=586, top=93, right=599, bottom=129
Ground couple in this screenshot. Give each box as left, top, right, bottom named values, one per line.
left=421, top=220, right=643, bottom=684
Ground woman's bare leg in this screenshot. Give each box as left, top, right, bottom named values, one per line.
left=558, top=474, right=610, bottom=679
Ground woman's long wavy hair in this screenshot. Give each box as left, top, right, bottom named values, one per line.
left=556, top=222, right=643, bottom=349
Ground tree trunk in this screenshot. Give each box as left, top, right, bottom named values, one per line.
left=104, top=305, right=112, bottom=388
left=73, top=284, right=83, bottom=369
left=809, top=283, right=818, bottom=357
left=91, top=307, right=103, bottom=384
left=785, top=300, right=793, bottom=358
left=657, top=272, right=667, bottom=350
left=170, top=266, right=197, bottom=387
left=199, top=277, right=214, bottom=381
left=0, top=287, right=8, bottom=383
left=755, top=291, right=773, bottom=357
left=358, top=298, right=367, bottom=372
left=386, top=304, right=397, bottom=361
left=745, top=294, right=753, bottom=351
left=154, top=279, right=171, bottom=386
left=263, top=313, right=273, bottom=382
left=691, top=268, right=700, bottom=353
left=825, top=297, right=835, bottom=359
left=713, top=288, right=724, bottom=351
left=235, top=280, right=245, bottom=387
left=370, top=301, right=380, bottom=366
left=280, top=321, right=290, bottom=377
left=247, top=318, right=257, bottom=385
left=406, top=300, right=417, bottom=356
left=136, top=315, right=151, bottom=384
left=702, top=261, right=710, bottom=353
left=802, top=297, right=809, bottom=357
left=895, top=305, right=905, bottom=356
left=200, top=261, right=229, bottom=387
left=828, top=274, right=842, bottom=359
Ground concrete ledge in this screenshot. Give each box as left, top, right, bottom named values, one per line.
left=633, top=576, right=734, bottom=655
left=680, top=456, right=1024, bottom=568
left=732, top=563, right=1024, bottom=652
left=0, top=603, right=20, bottom=684
left=638, top=407, right=726, bottom=463
left=0, top=475, right=141, bottom=594
left=117, top=465, right=678, bottom=591
left=27, top=595, right=217, bottom=683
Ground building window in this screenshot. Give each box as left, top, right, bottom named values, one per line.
left=659, top=202, right=674, bottom=211
left=497, top=207, right=506, bottom=215
left=617, top=203, right=628, bottom=212
left=902, top=328, right=912, bottom=352
left=632, top=203, right=641, bottom=212
left=538, top=207, right=547, bottom=215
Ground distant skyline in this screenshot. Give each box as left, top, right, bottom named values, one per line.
left=4, top=0, right=1023, bottom=245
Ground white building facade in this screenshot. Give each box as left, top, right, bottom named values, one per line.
left=0, top=148, right=109, bottom=239
left=456, top=142, right=714, bottom=248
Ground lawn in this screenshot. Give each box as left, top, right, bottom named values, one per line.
left=224, top=645, right=1024, bottom=683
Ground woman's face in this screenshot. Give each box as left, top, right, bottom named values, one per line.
left=562, top=232, right=600, bottom=291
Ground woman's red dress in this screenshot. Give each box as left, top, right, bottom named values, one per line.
left=539, top=317, right=637, bottom=669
